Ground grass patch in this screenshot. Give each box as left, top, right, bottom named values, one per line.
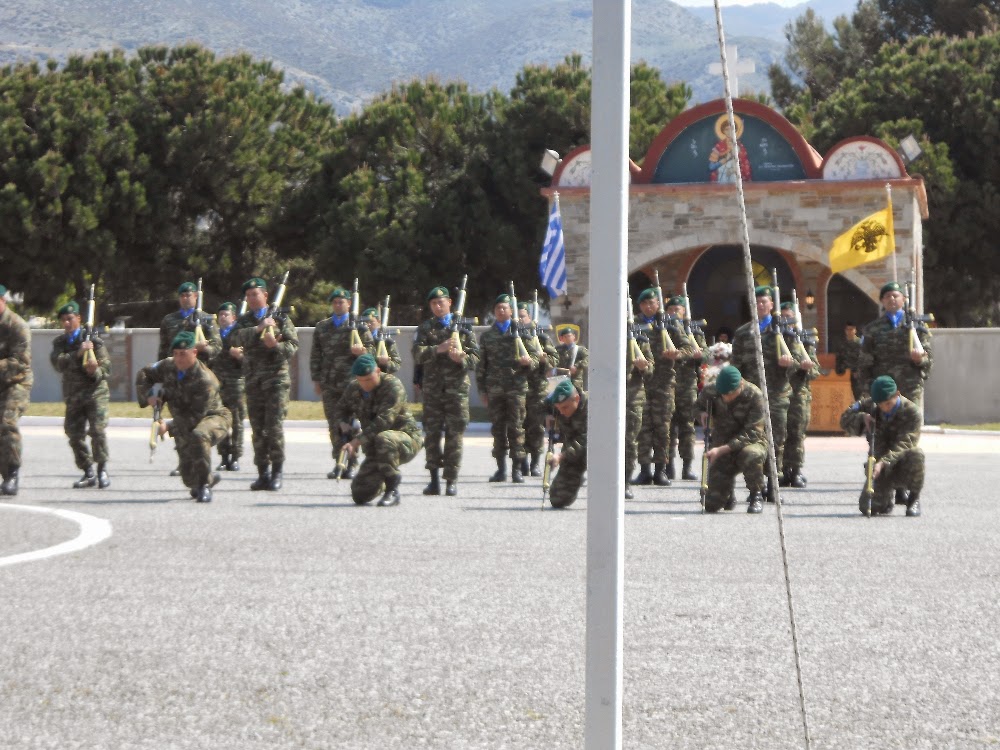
left=939, top=422, right=1000, bottom=432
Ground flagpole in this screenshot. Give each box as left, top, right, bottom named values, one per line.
left=886, top=183, right=897, bottom=280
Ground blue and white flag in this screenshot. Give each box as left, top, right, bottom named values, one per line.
left=539, top=195, right=567, bottom=298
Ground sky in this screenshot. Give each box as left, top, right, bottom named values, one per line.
left=673, top=0, right=806, bottom=6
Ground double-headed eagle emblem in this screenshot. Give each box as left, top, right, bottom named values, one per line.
left=850, top=219, right=888, bottom=254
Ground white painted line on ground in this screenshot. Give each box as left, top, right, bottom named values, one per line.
left=0, top=504, right=113, bottom=568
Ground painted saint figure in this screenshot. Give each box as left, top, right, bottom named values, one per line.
left=708, top=114, right=752, bottom=184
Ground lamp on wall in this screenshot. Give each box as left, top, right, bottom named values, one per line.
left=562, top=295, right=572, bottom=314
left=804, top=289, right=815, bottom=310
left=898, top=134, right=923, bottom=165
left=540, top=149, right=562, bottom=177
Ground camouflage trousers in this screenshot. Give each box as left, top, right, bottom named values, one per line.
left=670, top=381, right=699, bottom=462
left=422, top=384, right=469, bottom=481
left=0, top=384, right=30, bottom=474
left=246, top=380, right=290, bottom=467
left=625, top=387, right=645, bottom=478
left=849, top=371, right=863, bottom=402
left=863, top=448, right=925, bottom=514
left=783, top=389, right=811, bottom=471
left=486, top=388, right=527, bottom=460
left=321, top=384, right=347, bottom=459
left=766, top=389, right=791, bottom=475
left=550, top=458, right=586, bottom=509
left=217, top=378, right=246, bottom=460
left=351, top=430, right=423, bottom=504
left=64, top=386, right=110, bottom=469
left=523, top=384, right=549, bottom=455
left=638, top=383, right=675, bottom=464
left=176, top=415, right=230, bottom=489
left=705, top=442, right=767, bottom=512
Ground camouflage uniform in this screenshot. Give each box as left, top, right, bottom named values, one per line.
left=835, top=334, right=864, bottom=401
left=670, top=326, right=707, bottom=470
left=625, top=335, right=655, bottom=484
left=50, top=329, right=111, bottom=470
left=858, top=315, right=933, bottom=407
left=158, top=309, right=222, bottom=362
left=555, top=343, right=588, bottom=392
left=333, top=373, right=423, bottom=504
left=208, top=323, right=246, bottom=463
left=233, top=309, right=299, bottom=469
left=524, top=330, right=558, bottom=463
left=550, top=392, right=589, bottom=509
left=840, top=395, right=924, bottom=515
left=0, top=306, right=32, bottom=486
left=372, top=333, right=402, bottom=375
left=697, top=381, right=768, bottom=512
left=637, top=318, right=695, bottom=467
left=783, top=336, right=821, bottom=475
left=136, top=359, right=232, bottom=490
left=310, top=316, right=375, bottom=460
left=414, top=316, right=480, bottom=481
left=476, top=325, right=539, bottom=462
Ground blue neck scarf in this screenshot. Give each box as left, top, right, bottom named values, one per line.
left=254, top=307, right=267, bottom=321
left=885, top=396, right=902, bottom=420
left=67, top=328, right=81, bottom=345
left=220, top=324, right=235, bottom=338
left=437, top=313, right=453, bottom=327
left=332, top=313, right=350, bottom=328
left=177, top=368, right=187, bottom=381
left=887, top=310, right=904, bottom=328
left=179, top=307, right=195, bottom=319
left=642, top=315, right=656, bottom=325
left=759, top=314, right=773, bottom=332
left=495, top=319, right=512, bottom=334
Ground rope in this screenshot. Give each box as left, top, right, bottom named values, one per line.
left=710, top=4, right=812, bottom=748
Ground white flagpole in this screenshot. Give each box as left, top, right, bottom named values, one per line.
left=887, top=182, right=897, bottom=280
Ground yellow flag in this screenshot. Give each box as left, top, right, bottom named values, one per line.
left=828, top=197, right=895, bottom=274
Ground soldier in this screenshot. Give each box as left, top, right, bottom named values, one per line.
left=361, top=307, right=402, bottom=375
left=858, top=282, right=933, bottom=407
left=50, top=301, right=112, bottom=489
left=835, top=321, right=864, bottom=401
left=546, top=379, right=587, bottom=509
left=311, top=288, right=374, bottom=479
left=634, top=288, right=694, bottom=487
left=232, top=277, right=299, bottom=491
left=0, top=284, right=32, bottom=496
left=697, top=365, right=768, bottom=514
left=625, top=319, right=654, bottom=500
left=517, top=302, right=558, bottom=477
left=476, top=294, right=539, bottom=483
left=334, top=354, right=423, bottom=507
left=552, top=325, right=588, bottom=392
left=780, top=302, right=821, bottom=488
left=667, top=295, right=706, bottom=481
left=731, top=285, right=812, bottom=499
left=840, top=375, right=923, bottom=517
left=208, top=302, right=246, bottom=471
left=136, top=332, right=232, bottom=502
left=413, top=285, right=480, bottom=496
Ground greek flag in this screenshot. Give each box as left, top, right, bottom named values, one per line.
left=539, top=195, right=567, bottom=298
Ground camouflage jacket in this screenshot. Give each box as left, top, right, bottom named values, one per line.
left=697, top=380, right=767, bottom=454
left=676, top=326, right=707, bottom=389
left=232, top=310, right=299, bottom=386
left=372, top=334, right=402, bottom=375
left=158, top=309, right=222, bottom=362
left=50, top=330, right=111, bottom=395
left=527, top=330, right=558, bottom=392
left=626, top=334, right=655, bottom=399
left=476, top=325, right=539, bottom=395
left=789, top=339, right=822, bottom=395
left=556, top=392, right=588, bottom=465
left=731, top=319, right=808, bottom=396
left=310, top=317, right=375, bottom=387
left=414, top=317, right=480, bottom=395
left=835, top=336, right=862, bottom=374
left=333, top=373, right=422, bottom=453
left=0, top=307, right=33, bottom=389
left=136, top=358, right=232, bottom=434
left=858, top=315, right=932, bottom=398
left=637, top=316, right=697, bottom=387
left=840, top=395, right=921, bottom=468
left=207, top=324, right=244, bottom=385
left=555, top=344, right=588, bottom=392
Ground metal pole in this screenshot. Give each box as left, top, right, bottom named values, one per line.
left=585, top=1, right=631, bottom=748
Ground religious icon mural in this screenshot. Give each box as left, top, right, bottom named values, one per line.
left=708, top=114, right=752, bottom=183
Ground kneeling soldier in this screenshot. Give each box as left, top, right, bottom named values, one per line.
left=840, top=374, right=923, bottom=517
left=136, top=332, right=233, bottom=502
left=334, top=354, right=423, bottom=507
left=546, top=379, right=587, bottom=509
left=697, top=365, right=768, bottom=514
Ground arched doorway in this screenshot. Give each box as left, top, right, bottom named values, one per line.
left=827, top=275, right=879, bottom=353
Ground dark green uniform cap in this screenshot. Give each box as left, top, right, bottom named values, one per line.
left=171, top=331, right=196, bottom=350
left=780, top=301, right=795, bottom=311
left=637, top=288, right=658, bottom=303
left=871, top=375, right=898, bottom=402
left=177, top=281, right=197, bottom=295
left=242, top=277, right=268, bottom=293
left=0, top=284, right=7, bottom=297
left=716, top=365, right=742, bottom=395
left=494, top=294, right=512, bottom=306
left=351, top=353, right=377, bottom=376
left=667, top=295, right=685, bottom=307
left=558, top=326, right=576, bottom=337
left=754, top=285, right=773, bottom=299
left=517, top=302, right=530, bottom=312
left=880, top=281, right=902, bottom=298
left=218, top=302, right=238, bottom=313
left=58, top=301, right=80, bottom=316
left=546, top=379, right=577, bottom=404
left=361, top=307, right=378, bottom=319
left=328, top=288, right=350, bottom=301
left=427, top=286, right=450, bottom=301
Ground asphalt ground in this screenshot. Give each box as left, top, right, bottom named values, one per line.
left=2, top=419, right=999, bottom=750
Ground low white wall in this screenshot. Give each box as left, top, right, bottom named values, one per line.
left=922, top=328, right=1000, bottom=425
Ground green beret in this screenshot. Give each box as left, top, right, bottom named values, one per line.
left=58, top=301, right=80, bottom=316
left=517, top=302, right=530, bottom=312
left=242, top=277, right=267, bottom=293
left=637, top=288, right=658, bottom=303
left=177, top=281, right=197, bottom=294
left=546, top=379, right=577, bottom=404
left=871, top=375, right=898, bottom=402
left=171, top=331, right=196, bottom=350
left=754, top=285, right=773, bottom=299
left=880, top=281, right=902, bottom=298
left=667, top=295, right=685, bottom=307
left=361, top=307, right=378, bottom=319
left=218, top=302, right=237, bottom=313
left=427, top=286, right=450, bottom=301
left=716, top=365, right=742, bottom=395
left=780, top=301, right=795, bottom=311
left=351, top=353, right=377, bottom=376
left=328, top=288, right=350, bottom=301
left=494, top=294, right=512, bottom=306
left=558, top=327, right=575, bottom=337
left=0, top=284, right=7, bottom=297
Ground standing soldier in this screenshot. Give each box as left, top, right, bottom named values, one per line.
left=835, top=321, right=864, bottom=401
left=232, top=277, right=299, bottom=491
left=625, top=319, right=654, bottom=500
left=476, top=293, right=539, bottom=484
left=413, top=285, right=480, bottom=496
left=667, top=295, right=706, bottom=481
left=780, top=302, right=821, bottom=488
left=50, top=301, right=112, bottom=489
left=858, top=281, right=933, bottom=407
left=334, top=354, right=423, bottom=507
left=361, top=307, right=402, bottom=375
left=546, top=379, right=588, bottom=509
left=136, top=332, right=232, bottom=502
left=311, top=288, right=374, bottom=479
left=553, top=325, right=588, bottom=392
left=517, top=302, right=558, bottom=478
left=0, top=285, right=32, bottom=496
left=209, top=302, right=246, bottom=471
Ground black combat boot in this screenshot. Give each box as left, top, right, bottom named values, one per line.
left=778, top=467, right=792, bottom=487
left=268, top=462, right=283, bottom=491
left=511, top=459, right=525, bottom=484
left=196, top=484, right=213, bottom=502
left=423, top=469, right=441, bottom=495
left=344, top=458, right=357, bottom=480
left=681, top=460, right=697, bottom=481
left=624, top=483, right=634, bottom=500
left=529, top=452, right=542, bottom=478
left=765, top=476, right=777, bottom=503
left=747, top=491, right=764, bottom=514
left=228, top=456, right=240, bottom=471
left=789, top=468, right=807, bottom=489
left=724, top=490, right=737, bottom=511
left=520, top=456, right=530, bottom=476
left=653, top=463, right=671, bottom=487
left=632, top=463, right=654, bottom=486
left=895, top=488, right=910, bottom=506
left=489, top=458, right=507, bottom=483
left=906, top=492, right=921, bottom=517
left=1, top=467, right=20, bottom=496
left=445, top=480, right=458, bottom=496
left=665, top=458, right=676, bottom=481
left=97, top=463, right=110, bottom=489
left=377, top=475, right=401, bottom=506
left=170, top=466, right=182, bottom=477
left=73, top=465, right=97, bottom=489
left=216, top=456, right=229, bottom=471
left=250, top=465, right=271, bottom=491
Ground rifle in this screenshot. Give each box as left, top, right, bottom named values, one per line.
left=863, top=407, right=877, bottom=518
left=262, top=270, right=290, bottom=339
left=82, top=284, right=98, bottom=367
left=790, top=289, right=819, bottom=349
left=541, top=421, right=556, bottom=509
left=653, top=270, right=676, bottom=352
left=627, top=295, right=649, bottom=366
left=193, top=277, right=207, bottom=345
left=148, top=383, right=165, bottom=463
left=530, top=289, right=543, bottom=350
left=700, top=398, right=712, bottom=513
left=349, top=277, right=364, bottom=349
left=508, top=281, right=531, bottom=360
left=905, top=274, right=933, bottom=356
left=333, top=419, right=362, bottom=481
left=449, top=274, right=475, bottom=353
left=238, top=298, right=248, bottom=318
left=771, top=267, right=794, bottom=362
left=680, top=282, right=707, bottom=339
left=374, top=296, right=396, bottom=361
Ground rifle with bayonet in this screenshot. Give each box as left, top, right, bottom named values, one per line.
left=863, top=406, right=877, bottom=518
left=541, top=420, right=556, bottom=509
left=262, top=270, right=291, bottom=339
left=627, top=295, right=649, bottom=366
left=374, top=296, right=398, bottom=361
left=904, top=274, right=933, bottom=357
left=508, top=281, right=531, bottom=360
left=82, top=284, right=98, bottom=367
left=771, top=268, right=795, bottom=362
left=789, top=289, right=819, bottom=349
left=679, top=283, right=707, bottom=338
left=193, top=277, right=207, bottom=345
left=148, top=383, right=165, bottom=463
left=348, top=277, right=365, bottom=350
left=652, top=270, right=677, bottom=353
left=448, top=274, right=478, bottom=353
left=333, top=419, right=362, bottom=481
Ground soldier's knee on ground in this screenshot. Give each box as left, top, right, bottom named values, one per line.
left=351, top=476, right=382, bottom=505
